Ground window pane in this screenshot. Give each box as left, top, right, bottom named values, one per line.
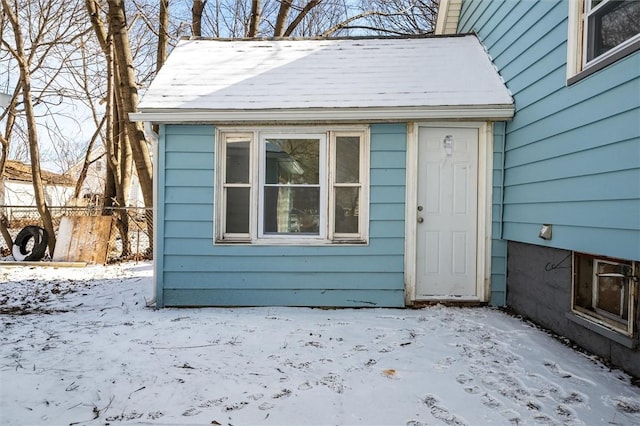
left=335, top=187, right=359, bottom=233
left=595, top=262, right=628, bottom=319
left=588, top=1, right=640, bottom=61
left=225, top=187, right=250, bottom=233
left=265, top=139, right=319, bottom=185
left=226, top=139, right=250, bottom=184
left=263, top=187, right=320, bottom=234
left=336, top=136, right=360, bottom=183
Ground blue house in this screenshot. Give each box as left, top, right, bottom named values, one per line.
left=436, top=0, right=639, bottom=376
left=131, top=36, right=515, bottom=309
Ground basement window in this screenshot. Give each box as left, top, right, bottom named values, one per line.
left=572, top=252, right=638, bottom=337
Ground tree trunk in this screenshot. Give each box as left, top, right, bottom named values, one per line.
left=157, top=0, right=169, bottom=70
left=107, top=0, right=152, bottom=209
left=192, top=0, right=206, bottom=37
left=248, top=0, right=261, bottom=37
left=116, top=129, right=132, bottom=257
left=107, top=0, right=154, bottom=250
left=2, top=0, right=57, bottom=255
left=274, top=0, right=293, bottom=37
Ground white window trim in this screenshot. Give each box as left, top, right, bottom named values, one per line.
left=567, top=0, right=585, bottom=80
left=215, top=126, right=370, bottom=245
left=567, top=0, right=640, bottom=82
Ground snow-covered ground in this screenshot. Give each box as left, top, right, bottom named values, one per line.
left=0, top=262, right=639, bottom=426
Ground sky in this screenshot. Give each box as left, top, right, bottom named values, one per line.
left=1, top=261, right=639, bottom=425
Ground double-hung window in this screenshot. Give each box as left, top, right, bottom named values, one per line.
left=216, top=127, right=369, bottom=244
left=567, top=0, right=640, bottom=82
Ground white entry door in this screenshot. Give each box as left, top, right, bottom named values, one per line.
left=416, top=127, right=479, bottom=299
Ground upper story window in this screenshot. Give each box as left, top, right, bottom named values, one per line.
left=585, top=0, right=640, bottom=64
left=215, top=127, right=369, bottom=245
left=567, top=0, right=640, bottom=83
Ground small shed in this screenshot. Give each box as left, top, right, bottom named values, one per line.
left=131, top=35, right=514, bottom=307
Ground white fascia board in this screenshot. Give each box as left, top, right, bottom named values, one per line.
left=130, top=105, right=515, bottom=124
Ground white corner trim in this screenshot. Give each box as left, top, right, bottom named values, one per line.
left=404, top=123, right=418, bottom=306
left=478, top=122, right=493, bottom=303
left=129, top=105, right=514, bottom=124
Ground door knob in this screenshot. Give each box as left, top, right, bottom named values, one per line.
left=417, top=217, right=424, bottom=223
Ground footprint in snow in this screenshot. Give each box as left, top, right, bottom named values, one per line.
left=531, top=414, right=556, bottom=425
left=198, top=397, right=228, bottom=408
left=499, top=409, right=521, bottom=424
left=423, top=394, right=468, bottom=426
left=298, top=381, right=313, bottom=390
left=247, top=393, right=264, bottom=401
left=259, top=402, right=275, bottom=410
left=464, top=386, right=480, bottom=394
left=560, top=391, right=586, bottom=406
left=543, top=361, right=593, bottom=387
left=182, top=407, right=202, bottom=416
left=555, top=404, right=578, bottom=420
left=456, top=373, right=473, bottom=384
left=147, top=411, right=163, bottom=419
left=614, top=396, right=640, bottom=414
left=223, top=401, right=248, bottom=411
left=482, top=393, right=501, bottom=408
left=272, top=388, right=292, bottom=399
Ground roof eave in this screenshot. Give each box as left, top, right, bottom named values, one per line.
left=130, top=105, right=515, bottom=124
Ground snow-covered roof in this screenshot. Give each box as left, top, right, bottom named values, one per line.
left=133, top=35, right=513, bottom=123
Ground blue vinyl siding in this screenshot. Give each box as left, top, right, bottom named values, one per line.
left=157, top=123, right=406, bottom=307
left=459, top=0, right=640, bottom=261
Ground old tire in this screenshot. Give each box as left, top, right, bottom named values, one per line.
left=12, top=226, right=48, bottom=261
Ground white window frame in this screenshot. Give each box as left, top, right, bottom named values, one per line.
left=215, top=126, right=370, bottom=245
left=567, top=0, right=640, bottom=82
left=571, top=252, right=638, bottom=337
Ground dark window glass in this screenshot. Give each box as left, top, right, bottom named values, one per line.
left=587, top=0, right=640, bottom=61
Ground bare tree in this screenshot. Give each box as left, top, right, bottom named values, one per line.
left=358, top=0, right=439, bottom=35
left=85, top=0, right=135, bottom=256
left=0, top=86, right=20, bottom=250
left=0, top=0, right=90, bottom=254
left=193, top=0, right=207, bottom=36
left=157, top=0, right=170, bottom=70
left=106, top=0, right=153, bottom=232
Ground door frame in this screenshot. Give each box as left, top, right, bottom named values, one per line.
left=404, top=122, right=494, bottom=305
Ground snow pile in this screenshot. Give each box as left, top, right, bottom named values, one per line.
left=1, top=262, right=639, bottom=425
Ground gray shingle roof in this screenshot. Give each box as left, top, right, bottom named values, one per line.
left=135, top=35, right=513, bottom=121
